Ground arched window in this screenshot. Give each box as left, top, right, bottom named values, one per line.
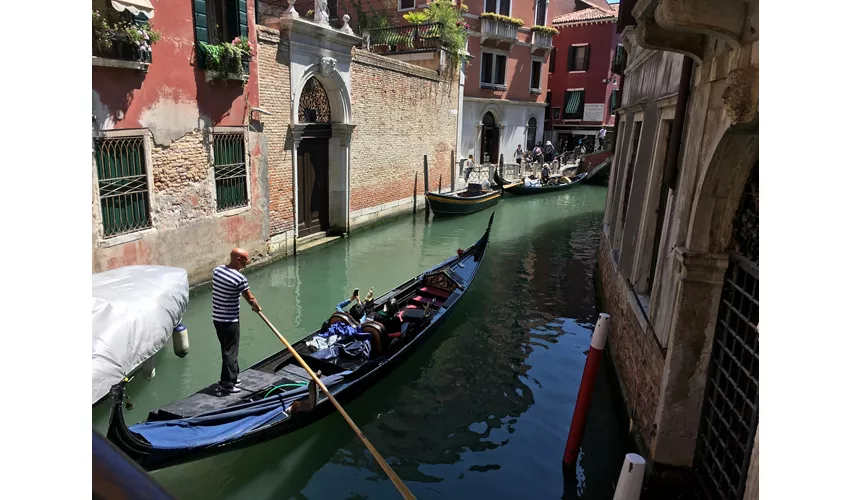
left=526, top=117, right=537, bottom=152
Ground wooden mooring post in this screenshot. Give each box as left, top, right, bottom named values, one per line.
left=450, top=150, right=456, bottom=191
left=413, top=171, right=418, bottom=215
left=423, top=155, right=430, bottom=218
left=499, top=154, right=504, bottom=177
left=438, top=174, right=442, bottom=194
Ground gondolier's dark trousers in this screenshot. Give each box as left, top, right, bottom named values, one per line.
left=213, top=320, right=240, bottom=385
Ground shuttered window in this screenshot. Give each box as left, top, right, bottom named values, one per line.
left=568, top=45, right=590, bottom=71
left=609, top=89, right=619, bottom=114
left=563, top=90, right=585, bottom=119
left=549, top=47, right=556, bottom=73
left=193, top=0, right=248, bottom=47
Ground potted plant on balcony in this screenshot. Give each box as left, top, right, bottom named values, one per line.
left=92, top=10, right=161, bottom=64
left=200, top=37, right=253, bottom=83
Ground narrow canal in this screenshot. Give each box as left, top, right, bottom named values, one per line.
left=93, top=184, right=630, bottom=499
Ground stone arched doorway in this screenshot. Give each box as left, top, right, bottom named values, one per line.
left=525, top=116, right=537, bottom=152
left=480, top=111, right=499, bottom=163
left=290, top=57, right=355, bottom=241
left=296, top=77, right=332, bottom=236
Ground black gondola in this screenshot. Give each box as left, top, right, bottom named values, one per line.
left=493, top=170, right=587, bottom=196
left=106, top=213, right=495, bottom=472
left=425, top=182, right=501, bottom=216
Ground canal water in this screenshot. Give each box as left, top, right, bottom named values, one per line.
left=93, top=184, right=630, bottom=499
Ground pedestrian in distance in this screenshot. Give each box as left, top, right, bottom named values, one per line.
left=212, top=248, right=261, bottom=395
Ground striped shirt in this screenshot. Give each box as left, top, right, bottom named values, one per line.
left=212, top=265, right=249, bottom=323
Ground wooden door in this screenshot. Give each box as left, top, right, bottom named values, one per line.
left=297, top=139, right=329, bottom=236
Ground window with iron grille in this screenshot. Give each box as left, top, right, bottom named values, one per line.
left=94, top=135, right=153, bottom=238
left=568, top=45, right=590, bottom=71
left=213, top=132, right=249, bottom=211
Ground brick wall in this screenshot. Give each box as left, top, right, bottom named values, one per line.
left=349, top=49, right=458, bottom=213
left=256, top=26, right=294, bottom=237
left=597, top=229, right=665, bottom=457
left=92, top=130, right=268, bottom=285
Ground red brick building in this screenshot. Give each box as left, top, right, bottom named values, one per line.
left=545, top=0, right=621, bottom=151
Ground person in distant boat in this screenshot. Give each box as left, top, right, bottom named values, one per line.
left=336, top=288, right=373, bottom=323
left=212, top=248, right=261, bottom=395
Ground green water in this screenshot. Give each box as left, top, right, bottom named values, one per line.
left=93, top=185, right=630, bottom=499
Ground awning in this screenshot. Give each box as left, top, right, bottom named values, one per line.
left=565, top=91, right=582, bottom=114
left=111, top=0, right=155, bottom=18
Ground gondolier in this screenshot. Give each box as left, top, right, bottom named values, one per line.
left=213, top=248, right=261, bottom=394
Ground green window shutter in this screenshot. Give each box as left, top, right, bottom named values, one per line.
left=584, top=45, right=591, bottom=71
left=193, top=0, right=208, bottom=44
left=568, top=46, right=575, bottom=71
left=238, top=0, right=249, bottom=38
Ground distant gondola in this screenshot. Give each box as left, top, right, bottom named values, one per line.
left=106, top=214, right=495, bottom=472
left=425, top=182, right=501, bottom=216
left=493, top=169, right=587, bottom=196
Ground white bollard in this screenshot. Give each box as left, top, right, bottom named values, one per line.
left=142, top=356, right=155, bottom=380
left=613, top=453, right=647, bottom=500
left=172, top=323, right=189, bottom=358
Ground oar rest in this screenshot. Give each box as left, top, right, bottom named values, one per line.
left=360, top=321, right=387, bottom=357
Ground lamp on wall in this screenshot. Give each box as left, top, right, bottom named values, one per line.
left=603, top=77, right=617, bottom=85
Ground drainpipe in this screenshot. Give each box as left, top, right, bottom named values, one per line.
left=649, top=56, right=694, bottom=280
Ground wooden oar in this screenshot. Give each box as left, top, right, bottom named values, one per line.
left=256, top=311, right=416, bottom=500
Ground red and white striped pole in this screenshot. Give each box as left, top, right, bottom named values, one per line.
left=563, top=312, right=610, bottom=466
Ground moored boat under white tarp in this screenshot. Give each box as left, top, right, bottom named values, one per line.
left=92, top=265, right=189, bottom=405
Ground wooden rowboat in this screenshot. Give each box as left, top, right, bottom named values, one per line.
left=493, top=170, right=587, bottom=196
left=425, top=183, right=501, bottom=216
left=106, top=214, right=495, bottom=471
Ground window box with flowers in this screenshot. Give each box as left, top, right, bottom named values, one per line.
left=92, top=10, right=160, bottom=71
left=530, top=25, right=558, bottom=50
left=479, top=12, right=523, bottom=44
left=201, top=37, right=253, bottom=83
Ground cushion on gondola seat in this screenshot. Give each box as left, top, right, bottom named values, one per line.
left=328, top=311, right=358, bottom=327
left=359, top=321, right=387, bottom=357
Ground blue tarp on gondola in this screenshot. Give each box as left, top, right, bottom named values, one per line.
left=129, top=404, right=285, bottom=450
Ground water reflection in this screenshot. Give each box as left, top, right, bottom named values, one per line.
left=95, top=186, right=629, bottom=499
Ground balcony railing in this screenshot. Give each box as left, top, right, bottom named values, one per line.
left=364, top=23, right=444, bottom=54
left=481, top=18, right=519, bottom=43
left=92, top=32, right=152, bottom=68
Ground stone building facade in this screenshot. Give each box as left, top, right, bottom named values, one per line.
left=598, top=0, right=758, bottom=497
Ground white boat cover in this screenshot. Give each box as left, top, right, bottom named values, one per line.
left=92, top=265, right=189, bottom=405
